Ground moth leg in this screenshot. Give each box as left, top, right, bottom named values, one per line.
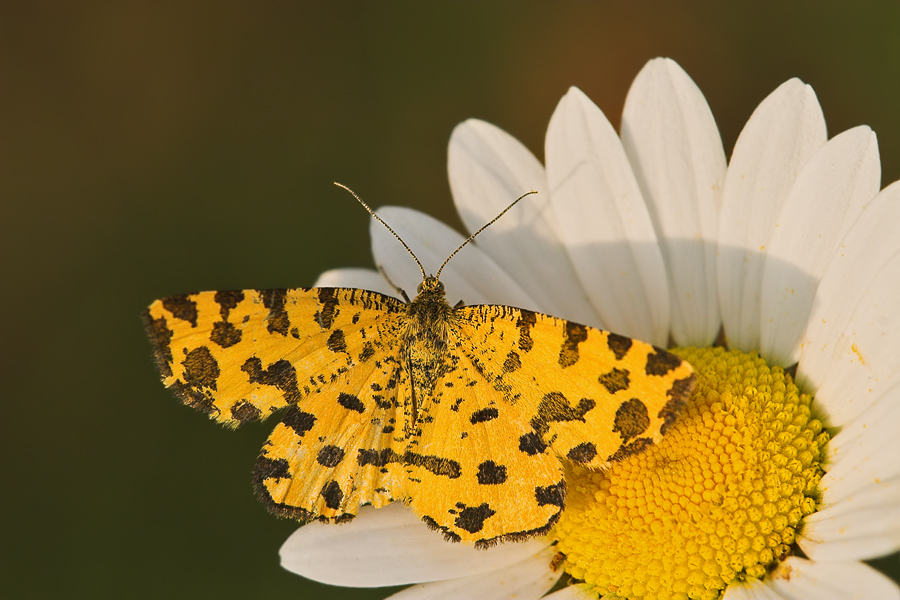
left=378, top=264, right=410, bottom=303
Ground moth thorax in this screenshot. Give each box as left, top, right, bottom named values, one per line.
left=408, top=281, right=452, bottom=328
left=408, top=305, right=452, bottom=342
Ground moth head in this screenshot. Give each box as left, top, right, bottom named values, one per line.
left=418, top=277, right=444, bottom=295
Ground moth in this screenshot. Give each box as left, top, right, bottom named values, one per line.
left=143, top=184, right=695, bottom=547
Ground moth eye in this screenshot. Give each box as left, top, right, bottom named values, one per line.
left=417, top=283, right=424, bottom=293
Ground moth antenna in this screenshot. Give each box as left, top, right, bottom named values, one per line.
left=334, top=182, right=427, bottom=282
left=435, top=190, right=537, bottom=280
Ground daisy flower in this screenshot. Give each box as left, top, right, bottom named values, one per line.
left=281, top=58, right=900, bottom=600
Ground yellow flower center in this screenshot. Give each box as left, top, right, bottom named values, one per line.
left=553, top=347, right=830, bottom=600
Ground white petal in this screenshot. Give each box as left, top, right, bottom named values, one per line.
left=801, top=476, right=900, bottom=561
left=545, top=86, right=669, bottom=344
left=818, top=383, right=900, bottom=502
left=801, top=250, right=900, bottom=426
left=280, top=503, right=550, bottom=587
left=621, top=57, right=726, bottom=346
left=798, top=181, right=900, bottom=425
left=724, top=578, right=786, bottom=600
left=718, top=79, right=826, bottom=353
left=385, top=546, right=559, bottom=600
left=448, top=119, right=602, bottom=326
left=370, top=206, right=538, bottom=309
left=759, top=127, right=880, bottom=366
left=765, top=556, right=899, bottom=600
left=314, top=267, right=401, bottom=298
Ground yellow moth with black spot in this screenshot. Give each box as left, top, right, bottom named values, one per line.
left=143, top=184, right=695, bottom=547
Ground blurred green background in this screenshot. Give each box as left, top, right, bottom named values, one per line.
left=3, top=2, right=898, bottom=599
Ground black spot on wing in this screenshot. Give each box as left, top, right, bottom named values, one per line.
left=316, top=445, right=345, bottom=468
left=608, top=437, right=654, bottom=463
left=516, top=310, right=537, bottom=352
left=182, top=346, right=219, bottom=390
left=645, top=346, right=683, bottom=376
left=372, top=394, right=393, bottom=410
left=535, top=482, right=565, bottom=507
left=326, top=329, right=348, bottom=353
left=503, top=351, right=521, bottom=372
left=359, top=341, right=375, bottom=362
left=321, top=480, right=344, bottom=510
left=315, top=288, right=340, bottom=329
left=558, top=322, right=588, bottom=368
left=169, top=380, right=215, bottom=416
left=470, top=407, right=499, bottom=424
left=242, top=357, right=301, bottom=402
left=607, top=333, right=632, bottom=360
left=231, top=400, right=262, bottom=424
left=530, top=391, right=596, bottom=438
left=518, top=432, right=547, bottom=455
left=260, top=289, right=290, bottom=336
left=598, top=367, right=630, bottom=394
left=252, top=455, right=316, bottom=521
left=566, top=442, right=597, bottom=464
left=614, top=398, right=651, bottom=442
left=357, top=448, right=402, bottom=467
left=162, top=294, right=198, bottom=327
left=659, top=373, right=695, bottom=434
left=476, top=461, right=507, bottom=485
left=256, top=455, right=290, bottom=481
left=214, top=290, right=244, bottom=318
left=463, top=479, right=566, bottom=549
left=404, top=452, right=461, bottom=478
left=337, top=392, right=365, bottom=413
left=281, top=406, right=316, bottom=437
left=455, top=503, right=495, bottom=534
left=142, top=312, right=174, bottom=378
left=331, top=513, right=356, bottom=525
left=210, top=321, right=242, bottom=348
